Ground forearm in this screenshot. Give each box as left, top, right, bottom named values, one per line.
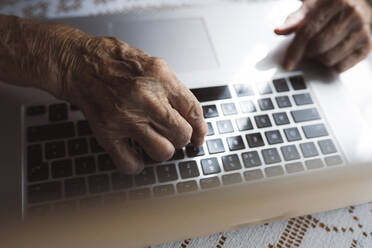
left=0, top=14, right=90, bottom=98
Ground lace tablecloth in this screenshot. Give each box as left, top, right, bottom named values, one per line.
left=1, top=1, right=372, bottom=247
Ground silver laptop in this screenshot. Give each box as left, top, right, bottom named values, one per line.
left=2, top=1, right=372, bottom=247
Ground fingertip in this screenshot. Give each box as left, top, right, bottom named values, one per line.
left=274, top=27, right=293, bottom=36
left=191, top=135, right=205, bottom=147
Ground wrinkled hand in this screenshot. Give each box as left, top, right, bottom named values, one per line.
left=63, top=37, right=207, bottom=174
left=275, top=0, right=372, bottom=72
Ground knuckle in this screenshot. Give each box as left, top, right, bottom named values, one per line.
left=148, top=57, right=169, bottom=74
left=189, top=101, right=204, bottom=120
left=176, top=125, right=192, bottom=147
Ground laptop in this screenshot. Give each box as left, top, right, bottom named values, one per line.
left=2, top=0, right=372, bottom=247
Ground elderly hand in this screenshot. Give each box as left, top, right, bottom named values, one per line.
left=0, top=15, right=207, bottom=175
left=275, top=0, right=372, bottom=72
left=63, top=37, right=207, bottom=174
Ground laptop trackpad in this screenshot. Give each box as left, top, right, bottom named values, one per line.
left=111, top=18, right=219, bottom=73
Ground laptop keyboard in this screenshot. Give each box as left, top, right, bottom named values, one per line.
left=23, top=74, right=344, bottom=216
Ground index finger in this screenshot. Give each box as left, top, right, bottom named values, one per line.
left=284, top=0, right=345, bottom=70
left=168, top=81, right=208, bottom=147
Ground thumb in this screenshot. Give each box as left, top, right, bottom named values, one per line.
left=105, top=138, right=144, bottom=175
left=274, top=4, right=308, bottom=35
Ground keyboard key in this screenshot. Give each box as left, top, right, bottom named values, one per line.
left=90, top=138, right=105, bottom=153
left=284, top=128, right=302, bottom=142
left=111, top=172, right=133, bottom=190
left=200, top=176, right=220, bottom=189
left=135, top=167, right=155, bottom=186
left=177, top=180, right=198, bottom=193
left=265, top=166, right=285, bottom=177
left=258, top=98, right=274, bottom=111
left=129, top=188, right=151, bottom=200
left=265, top=130, right=283, bottom=145
left=236, top=117, right=253, bottom=131
left=156, top=164, right=178, bottom=182
left=305, top=159, right=324, bottom=170
left=234, top=84, right=254, bottom=97
left=293, top=93, right=313, bottom=106
left=191, top=86, right=232, bottom=102
left=300, top=142, right=319, bottom=158
left=254, top=115, right=272, bottom=128
left=77, top=120, right=92, bottom=136
left=206, top=122, right=215, bottom=136
left=186, top=144, right=205, bottom=157
left=240, top=101, right=257, bottom=113
left=291, top=108, right=321, bottom=123
left=27, top=122, right=75, bottom=143
left=65, top=177, right=86, bottom=198
left=285, top=162, right=304, bottom=173
left=276, top=96, right=292, bottom=108
left=49, top=103, right=68, bottom=122
left=257, top=82, right=273, bottom=95
left=28, top=162, right=49, bottom=182
left=262, top=148, right=281, bottom=164
left=203, top=105, right=219, bottom=118
left=68, top=138, right=88, bottom=156
left=222, top=173, right=242, bottom=185
left=206, top=139, right=225, bottom=154
left=28, top=181, right=62, bottom=204
left=318, top=139, right=337, bottom=154
left=75, top=156, right=96, bottom=175
left=222, top=154, right=242, bottom=171
left=273, top=78, right=289, bottom=92
left=302, top=124, right=328, bottom=138
left=325, top=155, right=343, bottom=166
left=289, top=75, right=306, bottom=90
left=217, top=120, right=234, bottom=134
left=246, top=133, right=265, bottom=148
left=88, top=174, right=110, bottom=194
left=45, top=141, right=66, bottom=160
left=281, top=145, right=301, bottom=161
left=168, top=149, right=185, bottom=161
left=27, top=144, right=43, bottom=164
left=97, top=154, right=116, bottom=171
left=201, top=158, right=221, bottom=175
left=242, top=151, right=262, bottom=168
left=273, top=112, right=290, bottom=126
left=153, top=185, right=175, bottom=197
left=178, top=161, right=200, bottom=179
left=227, top=136, right=245, bottom=151
left=26, top=105, right=46, bottom=116
left=51, top=159, right=73, bottom=178
left=244, top=169, right=264, bottom=181
left=221, top=103, right=238, bottom=116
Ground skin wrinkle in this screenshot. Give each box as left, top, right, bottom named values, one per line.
left=0, top=13, right=205, bottom=174
left=277, top=0, right=372, bottom=72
